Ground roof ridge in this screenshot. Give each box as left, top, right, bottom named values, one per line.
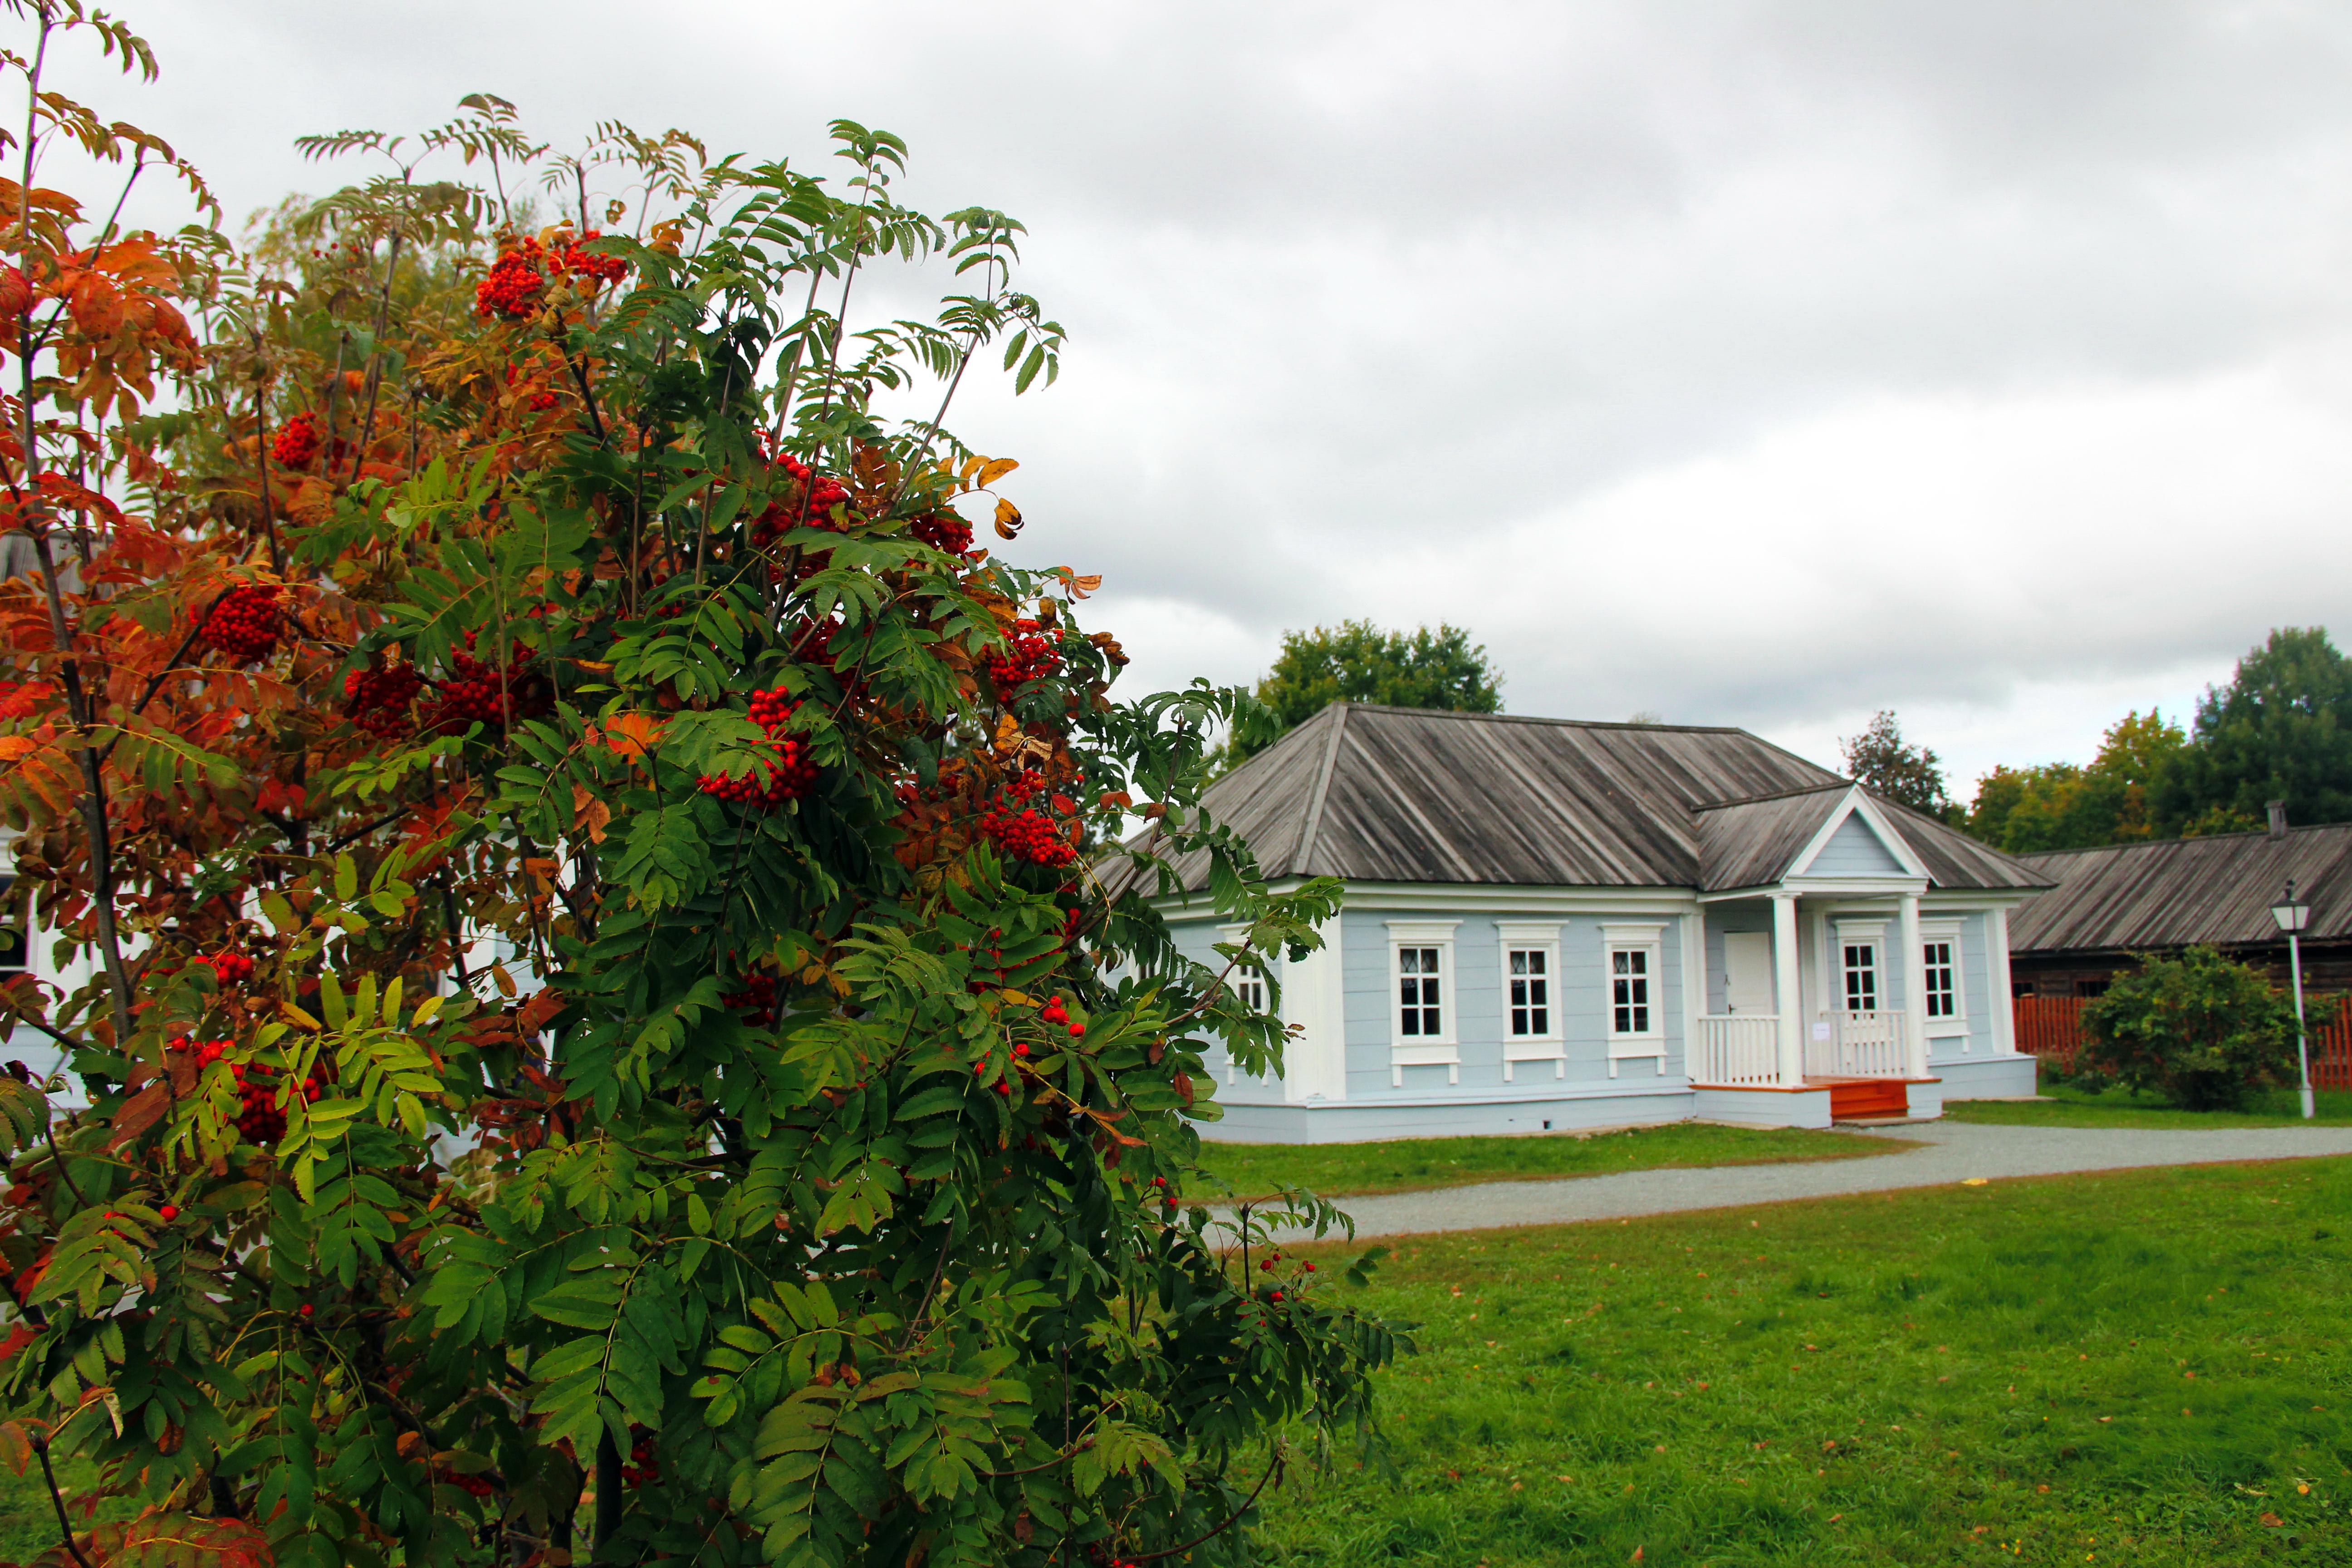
left=1692, top=780, right=1853, bottom=812
left=2014, top=819, right=2352, bottom=862
left=1339, top=702, right=1754, bottom=735
left=1292, top=702, right=1350, bottom=877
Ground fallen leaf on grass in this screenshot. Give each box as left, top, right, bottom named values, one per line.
left=2261, top=1513, right=2284, bottom=1528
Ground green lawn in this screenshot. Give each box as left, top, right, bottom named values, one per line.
left=1193, top=1123, right=1886, bottom=1202
left=1944, top=1074, right=2352, bottom=1129
left=1254, top=1156, right=2352, bottom=1565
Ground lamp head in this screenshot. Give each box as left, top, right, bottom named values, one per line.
left=2271, top=878, right=2311, bottom=934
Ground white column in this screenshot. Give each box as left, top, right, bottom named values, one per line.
left=1899, top=892, right=1929, bottom=1078
left=1772, top=893, right=1805, bottom=1086
left=1680, top=909, right=1704, bottom=1081
left=1988, top=906, right=2019, bottom=1055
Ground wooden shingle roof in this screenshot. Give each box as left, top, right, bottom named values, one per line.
left=1105, top=703, right=2049, bottom=897
left=2009, top=823, right=2352, bottom=955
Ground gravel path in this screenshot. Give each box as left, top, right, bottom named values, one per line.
left=1275, top=1120, right=2352, bottom=1240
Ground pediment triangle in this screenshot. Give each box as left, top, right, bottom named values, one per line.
left=1793, top=801, right=1910, bottom=877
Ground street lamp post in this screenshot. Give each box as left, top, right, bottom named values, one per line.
left=2270, top=879, right=2314, bottom=1120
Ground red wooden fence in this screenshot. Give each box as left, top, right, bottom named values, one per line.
left=2012, top=994, right=2352, bottom=1088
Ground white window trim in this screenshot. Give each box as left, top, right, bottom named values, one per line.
left=1387, top=920, right=1460, bottom=1086
left=1602, top=922, right=1667, bottom=1076
left=1920, top=918, right=1967, bottom=1041
left=1497, top=921, right=1563, bottom=1082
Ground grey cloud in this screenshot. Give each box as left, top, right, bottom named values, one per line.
left=44, top=0, right=2352, bottom=782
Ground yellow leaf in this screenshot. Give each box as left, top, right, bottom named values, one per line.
left=993, top=498, right=1024, bottom=540
left=977, top=457, right=1019, bottom=487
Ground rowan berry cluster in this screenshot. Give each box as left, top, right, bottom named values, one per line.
left=167, top=1036, right=231, bottom=1068
left=620, top=1428, right=660, bottom=1488
left=525, top=390, right=559, bottom=412
left=720, top=973, right=777, bottom=1027
left=343, top=663, right=424, bottom=738
left=985, top=617, right=1068, bottom=701
left=271, top=412, right=320, bottom=468
left=201, top=585, right=282, bottom=661
left=698, top=690, right=819, bottom=807
left=435, top=1466, right=498, bottom=1500
left=475, top=237, right=548, bottom=319
left=980, top=771, right=1080, bottom=867
left=227, top=1062, right=322, bottom=1145
left=206, top=951, right=254, bottom=987
left=554, top=230, right=629, bottom=287
left=418, top=647, right=553, bottom=736
left=750, top=454, right=855, bottom=547
left=1039, top=995, right=1084, bottom=1039
left=164, top=1038, right=314, bottom=1143
left=909, top=508, right=972, bottom=554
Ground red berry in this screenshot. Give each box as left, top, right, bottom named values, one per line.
left=1068, top=1023, right=1085, bottom=1039
left=1013, top=1043, right=1029, bottom=1058
left=159, top=1204, right=179, bottom=1221
left=297, top=1303, right=313, bottom=1318
left=272, top=412, right=321, bottom=468
left=200, top=585, right=283, bottom=661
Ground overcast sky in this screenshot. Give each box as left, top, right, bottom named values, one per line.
left=49, top=1, right=2352, bottom=796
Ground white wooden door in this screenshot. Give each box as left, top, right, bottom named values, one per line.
left=1723, top=931, right=1774, bottom=1014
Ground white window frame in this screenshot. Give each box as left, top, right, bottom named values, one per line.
left=1602, top=922, right=1667, bottom=1077
left=1497, top=922, right=1563, bottom=1082
left=1387, top=921, right=1460, bottom=1086
left=1920, top=918, right=1967, bottom=1042
left=1833, top=919, right=1886, bottom=1015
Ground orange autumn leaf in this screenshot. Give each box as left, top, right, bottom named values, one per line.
left=595, top=711, right=664, bottom=760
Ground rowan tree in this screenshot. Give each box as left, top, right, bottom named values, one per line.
left=0, top=8, right=1397, bottom=1568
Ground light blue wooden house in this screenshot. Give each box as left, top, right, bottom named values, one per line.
left=1111, top=704, right=2050, bottom=1142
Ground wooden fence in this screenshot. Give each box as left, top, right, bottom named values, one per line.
left=2013, top=994, right=2352, bottom=1088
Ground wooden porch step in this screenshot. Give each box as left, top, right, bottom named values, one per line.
left=1818, top=1078, right=1911, bottom=1121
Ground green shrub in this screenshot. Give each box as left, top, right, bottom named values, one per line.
left=2078, top=946, right=2302, bottom=1110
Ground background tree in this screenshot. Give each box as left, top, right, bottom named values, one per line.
left=1961, top=709, right=2185, bottom=853
left=1837, top=710, right=1950, bottom=815
left=2151, top=626, right=2352, bottom=836
left=1221, top=619, right=1501, bottom=767
left=0, top=13, right=1397, bottom=1568
left=2076, top=946, right=2304, bottom=1111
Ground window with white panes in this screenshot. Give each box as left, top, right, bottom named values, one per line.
left=1607, top=941, right=1657, bottom=1038
left=1921, top=939, right=1956, bottom=1019
left=1841, top=939, right=1879, bottom=1012
left=1397, top=946, right=1442, bottom=1038
left=1508, top=947, right=1551, bottom=1037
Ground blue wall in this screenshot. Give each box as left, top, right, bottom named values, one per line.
left=1339, top=909, right=1682, bottom=1097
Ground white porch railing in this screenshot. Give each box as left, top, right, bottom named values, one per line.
left=1808, top=1010, right=1907, bottom=1078
left=1696, top=1014, right=1780, bottom=1085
